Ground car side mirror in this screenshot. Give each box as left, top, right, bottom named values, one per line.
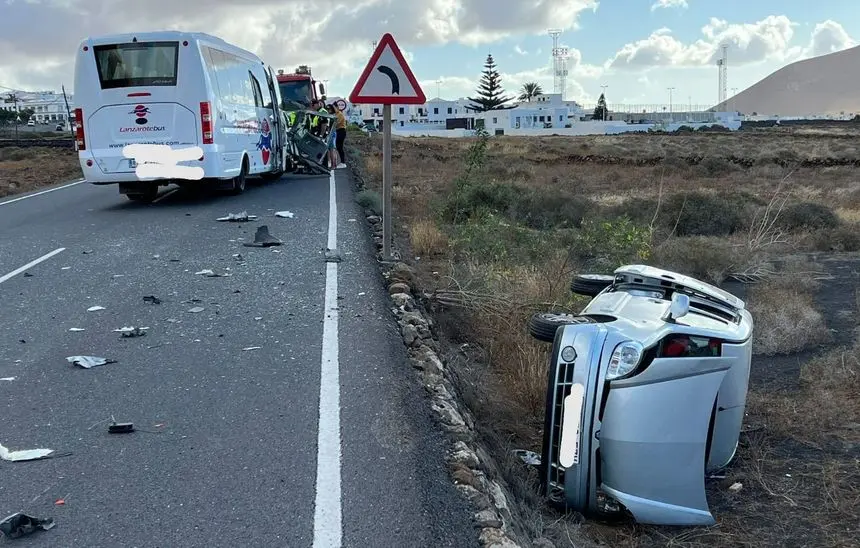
left=665, top=293, right=690, bottom=322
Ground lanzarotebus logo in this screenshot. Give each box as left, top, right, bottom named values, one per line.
left=130, top=105, right=150, bottom=125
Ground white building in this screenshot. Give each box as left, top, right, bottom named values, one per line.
left=1, top=90, right=74, bottom=125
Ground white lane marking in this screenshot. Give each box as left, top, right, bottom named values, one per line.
left=0, top=248, right=66, bottom=285
left=0, top=180, right=85, bottom=207
left=313, top=169, right=341, bottom=548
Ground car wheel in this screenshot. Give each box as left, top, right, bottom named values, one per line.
left=228, top=158, right=248, bottom=195
left=570, top=274, right=615, bottom=297
left=528, top=312, right=595, bottom=343
left=126, top=184, right=158, bottom=203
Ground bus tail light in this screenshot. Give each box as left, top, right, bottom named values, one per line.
left=200, top=101, right=213, bottom=144
left=74, top=108, right=85, bottom=150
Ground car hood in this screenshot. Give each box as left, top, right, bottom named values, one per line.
left=581, top=291, right=752, bottom=346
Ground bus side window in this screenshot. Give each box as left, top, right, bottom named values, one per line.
left=249, top=71, right=263, bottom=108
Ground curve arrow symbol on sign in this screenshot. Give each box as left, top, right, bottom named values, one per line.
left=376, top=66, right=400, bottom=95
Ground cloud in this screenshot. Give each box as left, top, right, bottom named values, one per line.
left=650, top=0, right=688, bottom=12
left=805, top=20, right=856, bottom=57
left=514, top=45, right=528, bottom=55
left=609, top=15, right=800, bottom=70
left=0, top=0, right=599, bottom=91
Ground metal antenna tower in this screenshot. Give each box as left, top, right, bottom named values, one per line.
left=716, top=44, right=728, bottom=105
left=548, top=29, right=569, bottom=99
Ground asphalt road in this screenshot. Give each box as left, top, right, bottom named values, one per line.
left=0, top=171, right=478, bottom=547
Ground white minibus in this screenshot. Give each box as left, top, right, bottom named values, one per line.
left=73, top=31, right=288, bottom=202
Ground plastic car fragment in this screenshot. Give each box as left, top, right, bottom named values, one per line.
left=216, top=211, right=257, bottom=222
left=0, top=512, right=55, bottom=539
left=66, top=356, right=116, bottom=369
left=243, top=225, right=282, bottom=247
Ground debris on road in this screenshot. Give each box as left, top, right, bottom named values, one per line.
left=0, top=442, right=55, bottom=462
left=0, top=512, right=55, bottom=539
left=242, top=346, right=262, bottom=351
left=66, top=356, right=117, bottom=369
left=23, top=272, right=33, bottom=277
left=729, top=482, right=743, bottom=493
left=0, top=377, right=15, bottom=382
left=243, top=225, right=282, bottom=247
left=195, top=269, right=231, bottom=277
left=232, top=253, right=244, bottom=262
left=86, top=306, right=105, bottom=312
left=324, top=249, right=342, bottom=263
left=68, top=328, right=85, bottom=332
left=275, top=210, right=294, bottom=218
left=512, top=449, right=541, bottom=467
left=217, top=211, right=257, bottom=222
left=108, top=422, right=135, bottom=434
left=114, top=326, right=148, bottom=338
left=143, top=295, right=162, bottom=305
left=61, top=266, right=71, bottom=271
left=54, top=499, right=65, bottom=506
left=188, top=306, right=205, bottom=314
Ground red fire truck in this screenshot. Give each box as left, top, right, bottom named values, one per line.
left=275, top=65, right=326, bottom=110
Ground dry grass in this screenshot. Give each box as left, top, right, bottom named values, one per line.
left=409, top=219, right=449, bottom=257
left=355, top=128, right=860, bottom=547
left=0, top=146, right=82, bottom=198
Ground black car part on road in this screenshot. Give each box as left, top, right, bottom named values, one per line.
left=570, top=274, right=615, bottom=297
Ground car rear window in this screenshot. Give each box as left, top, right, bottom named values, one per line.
left=93, top=41, right=178, bottom=89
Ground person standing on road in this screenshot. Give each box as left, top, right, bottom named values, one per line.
left=325, top=104, right=339, bottom=171
left=334, top=103, right=347, bottom=169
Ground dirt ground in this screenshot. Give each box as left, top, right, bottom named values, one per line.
left=0, top=146, right=82, bottom=198
left=352, top=127, right=860, bottom=548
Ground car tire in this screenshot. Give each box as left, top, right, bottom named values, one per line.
left=528, top=312, right=595, bottom=343
left=126, top=185, right=158, bottom=203
left=228, top=158, right=248, bottom=195
left=570, top=274, right=614, bottom=297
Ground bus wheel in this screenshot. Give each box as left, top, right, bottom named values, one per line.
left=229, top=159, right=248, bottom=195
left=126, top=184, right=158, bottom=203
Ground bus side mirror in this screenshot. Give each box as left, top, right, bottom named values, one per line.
left=319, top=83, right=326, bottom=96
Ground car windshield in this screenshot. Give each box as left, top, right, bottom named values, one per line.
left=279, top=80, right=312, bottom=109
left=93, top=41, right=178, bottom=89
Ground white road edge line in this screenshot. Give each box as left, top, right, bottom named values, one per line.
left=0, top=180, right=85, bottom=207
left=0, top=248, right=66, bottom=285
left=313, top=169, right=342, bottom=548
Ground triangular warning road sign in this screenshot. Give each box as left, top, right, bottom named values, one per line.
left=349, top=33, right=426, bottom=105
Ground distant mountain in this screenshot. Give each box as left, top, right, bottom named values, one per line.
left=714, top=45, right=860, bottom=117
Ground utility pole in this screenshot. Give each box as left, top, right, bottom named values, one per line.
left=667, top=87, right=675, bottom=114
left=61, top=85, right=73, bottom=134
left=7, top=92, right=19, bottom=142
left=436, top=79, right=442, bottom=99
left=600, top=84, right=608, bottom=121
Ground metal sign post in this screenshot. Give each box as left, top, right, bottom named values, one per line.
left=349, top=33, right=426, bottom=262
left=382, top=104, right=393, bottom=259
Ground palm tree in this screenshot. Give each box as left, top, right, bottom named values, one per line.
left=518, top=82, right=543, bottom=102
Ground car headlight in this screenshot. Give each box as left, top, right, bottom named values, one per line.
left=606, top=341, right=644, bottom=380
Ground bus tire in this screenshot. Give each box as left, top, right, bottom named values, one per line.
left=229, top=157, right=248, bottom=195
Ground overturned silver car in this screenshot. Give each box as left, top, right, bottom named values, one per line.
left=528, top=265, right=753, bottom=526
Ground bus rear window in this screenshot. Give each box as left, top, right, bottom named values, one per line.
left=93, top=41, right=178, bottom=89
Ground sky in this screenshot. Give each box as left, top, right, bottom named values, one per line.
left=0, top=0, right=858, bottom=108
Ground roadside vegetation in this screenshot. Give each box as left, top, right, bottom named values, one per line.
left=0, top=146, right=81, bottom=198
left=354, top=128, right=860, bottom=547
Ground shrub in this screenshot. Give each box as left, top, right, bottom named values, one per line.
left=603, top=198, right=660, bottom=225
left=806, top=224, right=860, bottom=252
left=410, top=219, right=448, bottom=256
left=442, top=177, right=519, bottom=224
left=506, top=189, right=594, bottom=230
left=0, top=147, right=33, bottom=162
left=570, top=216, right=651, bottom=273
left=659, top=191, right=751, bottom=237
left=355, top=189, right=382, bottom=214
left=748, top=284, right=831, bottom=356
left=777, top=202, right=840, bottom=231
left=650, top=236, right=746, bottom=285
left=695, top=156, right=738, bottom=178
left=451, top=214, right=558, bottom=264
